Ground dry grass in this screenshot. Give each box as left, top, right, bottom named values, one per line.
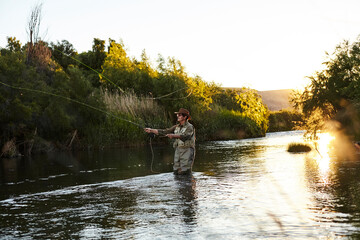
left=1, top=138, right=18, bottom=158
left=102, top=89, right=167, bottom=120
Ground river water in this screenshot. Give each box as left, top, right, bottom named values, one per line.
left=1, top=131, right=360, bottom=239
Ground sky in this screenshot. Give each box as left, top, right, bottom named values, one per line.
left=1, top=0, right=360, bottom=91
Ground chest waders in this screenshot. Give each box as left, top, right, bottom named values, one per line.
left=173, top=123, right=195, bottom=174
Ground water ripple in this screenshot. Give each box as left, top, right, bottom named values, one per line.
left=1, top=131, right=360, bottom=239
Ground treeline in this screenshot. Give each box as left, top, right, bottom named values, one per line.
left=0, top=37, right=271, bottom=156
left=292, top=36, right=360, bottom=140
left=268, top=110, right=303, bottom=132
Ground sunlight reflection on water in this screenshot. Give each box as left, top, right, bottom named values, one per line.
left=314, top=132, right=335, bottom=185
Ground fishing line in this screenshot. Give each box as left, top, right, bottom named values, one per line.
left=149, top=136, right=160, bottom=173
left=4, top=47, right=193, bottom=173
left=150, top=87, right=186, bottom=99
left=150, top=88, right=193, bottom=101
left=54, top=48, right=193, bottom=100
left=1, top=80, right=167, bottom=174
left=53, top=48, right=125, bottom=93
left=0, top=81, right=145, bottom=129
left=146, top=86, right=192, bottom=100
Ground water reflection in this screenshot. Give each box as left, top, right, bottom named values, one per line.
left=174, top=175, right=198, bottom=225
left=303, top=131, right=360, bottom=237
left=2, top=131, right=360, bottom=238
left=1, top=158, right=18, bottom=183
left=313, top=132, right=335, bottom=185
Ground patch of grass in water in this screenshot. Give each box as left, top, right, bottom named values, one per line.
left=287, top=142, right=312, bottom=153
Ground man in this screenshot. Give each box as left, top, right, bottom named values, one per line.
left=145, top=108, right=195, bottom=175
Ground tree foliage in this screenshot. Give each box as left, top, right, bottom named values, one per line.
left=77, top=38, right=107, bottom=88
left=1, top=33, right=270, bottom=154
left=50, top=40, right=78, bottom=70
left=6, top=37, right=22, bottom=52
left=268, top=110, right=304, bottom=132
left=292, top=37, right=360, bottom=138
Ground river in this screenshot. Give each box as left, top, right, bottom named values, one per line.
left=1, top=131, right=360, bottom=239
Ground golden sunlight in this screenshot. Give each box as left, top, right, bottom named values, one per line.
left=314, top=132, right=335, bottom=181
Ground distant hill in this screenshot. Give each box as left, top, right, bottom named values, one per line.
left=222, top=88, right=294, bottom=111
left=258, top=89, right=293, bottom=111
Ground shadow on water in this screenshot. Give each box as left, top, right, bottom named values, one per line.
left=0, top=146, right=175, bottom=200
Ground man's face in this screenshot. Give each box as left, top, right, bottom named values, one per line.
left=177, top=113, right=185, bottom=122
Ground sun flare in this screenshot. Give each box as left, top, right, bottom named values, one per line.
left=317, top=133, right=335, bottom=153
left=315, top=132, right=335, bottom=179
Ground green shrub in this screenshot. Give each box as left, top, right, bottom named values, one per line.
left=287, top=142, right=312, bottom=153
left=268, top=110, right=304, bottom=132
left=195, top=109, right=263, bottom=141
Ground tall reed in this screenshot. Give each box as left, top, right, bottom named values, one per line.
left=92, top=89, right=171, bottom=146
left=103, top=89, right=165, bottom=121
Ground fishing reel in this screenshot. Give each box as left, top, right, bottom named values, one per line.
left=148, top=132, right=156, bottom=139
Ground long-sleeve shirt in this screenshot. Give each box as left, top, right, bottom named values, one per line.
left=157, top=121, right=195, bottom=142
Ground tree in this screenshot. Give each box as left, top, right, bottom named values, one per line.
left=124, top=49, right=157, bottom=96
left=267, top=110, right=304, bottom=132
left=77, top=38, right=107, bottom=88
left=0, top=47, right=47, bottom=151
left=100, top=40, right=135, bottom=92
left=24, top=3, right=52, bottom=71
left=50, top=40, right=78, bottom=70
left=92, top=38, right=106, bottom=70
left=292, top=38, right=360, bottom=138
left=214, top=88, right=244, bottom=111
left=26, top=3, right=42, bottom=65
left=6, top=37, right=22, bottom=52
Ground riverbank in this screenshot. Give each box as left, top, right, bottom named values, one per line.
left=1, top=38, right=268, bottom=157
left=1, top=122, right=265, bottom=158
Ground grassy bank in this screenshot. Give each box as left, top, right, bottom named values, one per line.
left=1, top=37, right=270, bottom=156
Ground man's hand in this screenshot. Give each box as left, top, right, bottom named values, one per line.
left=144, top=128, right=158, bottom=135
left=166, top=134, right=179, bottom=139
